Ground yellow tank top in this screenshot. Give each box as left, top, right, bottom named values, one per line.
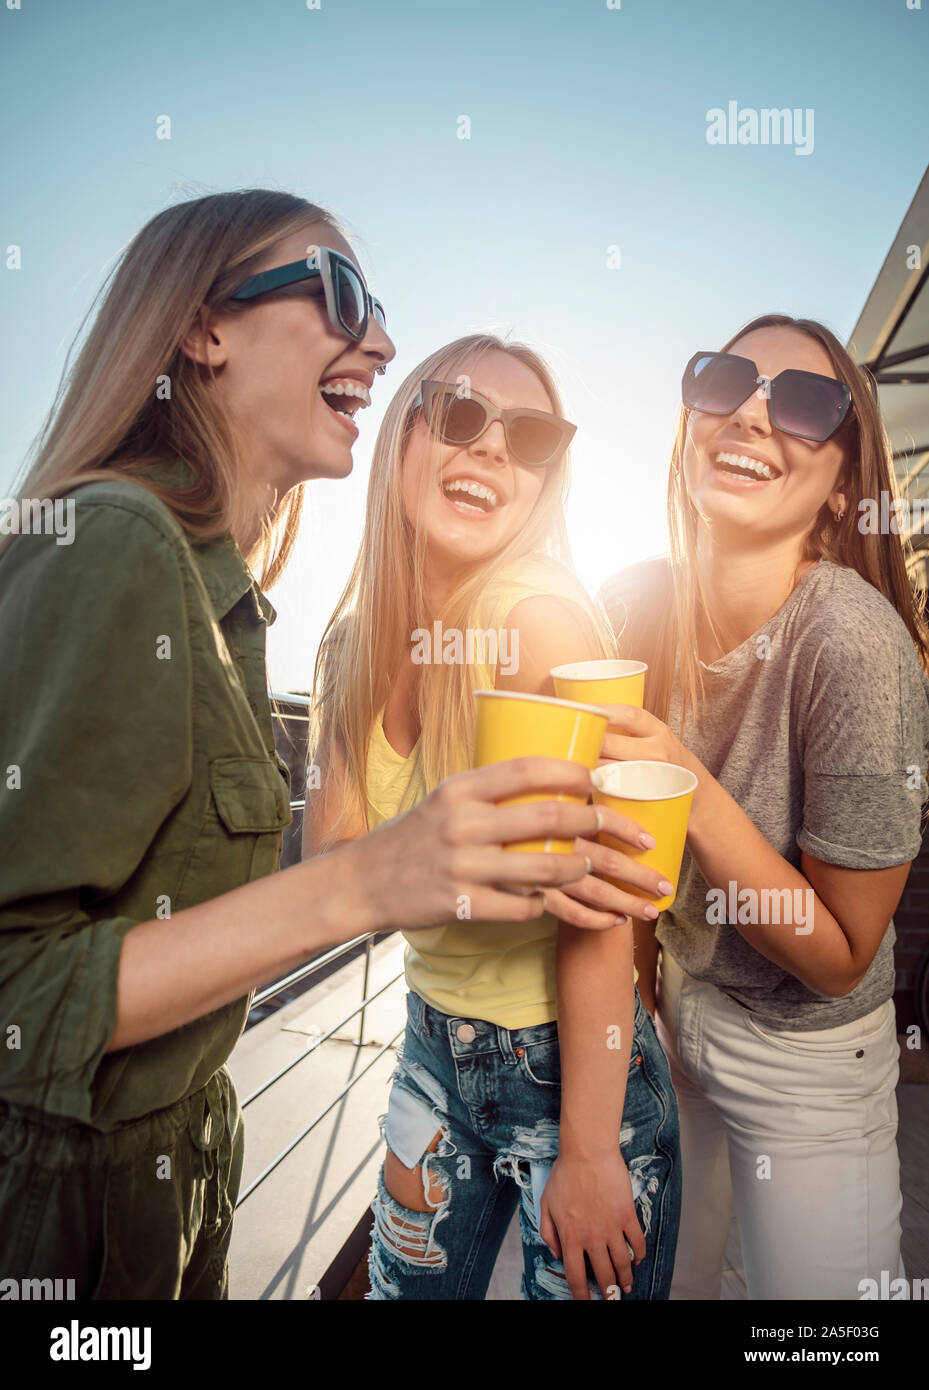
left=365, top=556, right=632, bottom=1028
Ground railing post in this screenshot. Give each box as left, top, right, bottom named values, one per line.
left=357, top=936, right=373, bottom=1045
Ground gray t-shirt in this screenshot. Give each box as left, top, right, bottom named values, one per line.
left=599, top=558, right=929, bottom=1030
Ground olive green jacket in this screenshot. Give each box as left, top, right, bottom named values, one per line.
left=0, top=464, right=292, bottom=1130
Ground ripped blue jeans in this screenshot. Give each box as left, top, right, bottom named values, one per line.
left=367, top=987, right=680, bottom=1300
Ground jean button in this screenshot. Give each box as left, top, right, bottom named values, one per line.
left=456, top=1023, right=476, bottom=1043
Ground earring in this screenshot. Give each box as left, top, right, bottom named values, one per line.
left=834, top=508, right=845, bottom=521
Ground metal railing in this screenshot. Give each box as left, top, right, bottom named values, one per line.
left=234, top=694, right=405, bottom=1208
left=270, top=691, right=310, bottom=810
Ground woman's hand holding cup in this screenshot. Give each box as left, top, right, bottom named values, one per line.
left=598, top=701, right=695, bottom=772
left=594, top=704, right=703, bottom=914
left=546, top=666, right=702, bottom=919
left=347, top=757, right=614, bottom=934
left=547, top=801, right=681, bottom=927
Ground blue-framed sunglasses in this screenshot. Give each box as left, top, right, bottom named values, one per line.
left=229, top=246, right=388, bottom=371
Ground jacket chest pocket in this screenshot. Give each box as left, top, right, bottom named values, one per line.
left=208, top=755, right=293, bottom=883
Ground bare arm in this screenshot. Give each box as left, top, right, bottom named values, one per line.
left=494, top=594, right=603, bottom=699
left=497, top=594, right=649, bottom=1297
left=108, top=845, right=369, bottom=1051
left=688, top=775, right=911, bottom=995
left=542, top=918, right=645, bottom=1299
left=603, top=705, right=913, bottom=997
left=556, top=924, right=635, bottom=1159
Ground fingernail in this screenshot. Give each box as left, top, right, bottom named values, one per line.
left=584, top=855, right=592, bottom=875
left=643, top=905, right=660, bottom=919
left=658, top=879, right=675, bottom=896
left=613, top=914, right=629, bottom=926
left=638, top=832, right=657, bottom=849
left=623, top=1283, right=632, bottom=1294
left=595, top=808, right=603, bottom=831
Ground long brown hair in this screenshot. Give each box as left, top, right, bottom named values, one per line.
left=616, top=314, right=929, bottom=734
left=310, top=334, right=615, bottom=848
left=3, top=188, right=339, bottom=585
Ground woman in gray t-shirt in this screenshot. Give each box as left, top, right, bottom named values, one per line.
left=598, top=312, right=929, bottom=1301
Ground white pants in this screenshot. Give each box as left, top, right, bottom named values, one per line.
left=655, top=947, right=905, bottom=1300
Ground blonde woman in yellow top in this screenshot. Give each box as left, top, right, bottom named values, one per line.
left=304, top=335, right=682, bottom=1300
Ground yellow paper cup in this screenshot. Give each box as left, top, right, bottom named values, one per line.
left=473, top=689, right=609, bottom=853
left=591, top=760, right=698, bottom=910
left=551, top=659, right=648, bottom=709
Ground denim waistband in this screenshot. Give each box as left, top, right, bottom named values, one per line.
left=406, top=988, right=644, bottom=1056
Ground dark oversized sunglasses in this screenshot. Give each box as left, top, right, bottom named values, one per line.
left=229, top=246, right=387, bottom=361
left=682, top=350, right=852, bottom=442
left=417, top=379, right=576, bottom=467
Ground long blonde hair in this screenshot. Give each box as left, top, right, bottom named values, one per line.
left=3, top=188, right=339, bottom=586
left=311, top=334, right=615, bottom=846
left=617, top=314, right=929, bottom=732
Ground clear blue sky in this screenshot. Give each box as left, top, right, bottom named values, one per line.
left=2, top=0, right=927, bottom=690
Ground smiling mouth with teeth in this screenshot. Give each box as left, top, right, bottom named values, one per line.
left=441, top=477, right=500, bottom=514
left=714, top=450, right=782, bottom=481
left=319, top=378, right=372, bottom=420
